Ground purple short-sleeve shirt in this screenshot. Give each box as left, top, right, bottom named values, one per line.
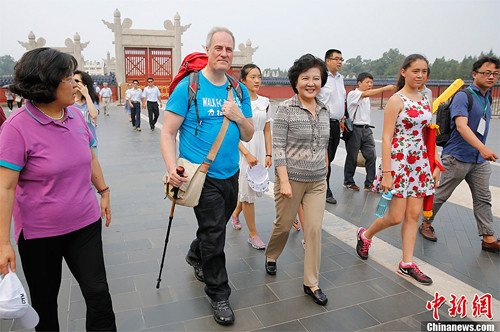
left=0, top=100, right=100, bottom=242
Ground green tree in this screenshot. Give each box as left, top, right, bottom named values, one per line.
left=0, top=55, right=16, bottom=76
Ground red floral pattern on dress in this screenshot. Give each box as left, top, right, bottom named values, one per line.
left=371, top=93, right=435, bottom=198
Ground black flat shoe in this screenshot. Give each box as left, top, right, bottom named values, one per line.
left=303, top=284, right=328, bottom=305
left=265, top=260, right=277, bottom=275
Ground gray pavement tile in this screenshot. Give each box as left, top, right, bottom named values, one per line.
left=67, top=318, right=86, bottom=332
left=168, top=280, right=206, bottom=302
left=127, top=247, right=167, bottom=264
left=108, top=276, right=137, bottom=295
left=301, top=305, right=380, bottom=331
left=251, top=295, right=326, bottom=326
left=225, top=258, right=253, bottom=274
left=328, top=252, right=365, bottom=268
left=115, top=309, right=145, bottom=332
left=184, top=308, right=263, bottom=331
left=322, top=280, right=388, bottom=311
left=360, top=316, right=421, bottom=331
left=68, top=300, right=86, bottom=321
left=142, top=297, right=211, bottom=328
left=111, top=291, right=144, bottom=312
left=106, top=260, right=159, bottom=279
left=318, top=255, right=343, bottom=273
left=103, top=239, right=152, bottom=255
left=254, top=320, right=307, bottom=332
left=230, top=268, right=293, bottom=290
left=321, top=262, right=384, bottom=287
left=230, top=285, right=279, bottom=310
left=362, top=276, right=408, bottom=297
left=360, top=292, right=427, bottom=323
left=139, top=286, right=175, bottom=308
left=138, top=321, right=185, bottom=332
left=266, top=277, right=308, bottom=301
left=105, top=252, right=130, bottom=266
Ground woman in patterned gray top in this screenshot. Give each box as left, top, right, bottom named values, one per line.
left=265, top=54, right=330, bottom=306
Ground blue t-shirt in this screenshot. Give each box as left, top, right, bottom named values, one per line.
left=165, top=72, right=252, bottom=179
left=443, top=84, right=491, bottom=163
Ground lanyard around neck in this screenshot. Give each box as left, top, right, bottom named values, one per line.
left=467, top=87, right=488, bottom=117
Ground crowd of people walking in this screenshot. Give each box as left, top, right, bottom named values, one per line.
left=0, top=25, right=498, bottom=330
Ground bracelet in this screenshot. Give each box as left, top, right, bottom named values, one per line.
left=266, top=154, right=272, bottom=157
left=97, top=186, right=110, bottom=195
left=382, top=170, right=392, bottom=174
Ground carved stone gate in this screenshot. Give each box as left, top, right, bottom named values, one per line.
left=124, top=47, right=172, bottom=96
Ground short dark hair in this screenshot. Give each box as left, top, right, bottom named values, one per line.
left=9, top=48, right=77, bottom=104
left=288, top=54, right=328, bottom=94
left=148, top=77, right=154, bottom=81
left=324, top=49, right=342, bottom=61
left=357, top=72, right=373, bottom=83
left=472, top=56, right=500, bottom=73
left=133, top=79, right=139, bottom=84
left=240, top=64, right=261, bottom=81
left=74, top=70, right=99, bottom=104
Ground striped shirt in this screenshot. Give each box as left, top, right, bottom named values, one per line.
left=273, top=95, right=330, bottom=182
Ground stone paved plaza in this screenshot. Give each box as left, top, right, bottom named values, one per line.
left=2, top=103, right=499, bottom=331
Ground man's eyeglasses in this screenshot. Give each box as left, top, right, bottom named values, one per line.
left=328, top=57, right=344, bottom=62
left=477, top=71, right=500, bottom=78
left=148, top=81, right=153, bottom=83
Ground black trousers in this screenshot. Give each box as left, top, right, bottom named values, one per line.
left=344, top=126, right=376, bottom=188
left=147, top=101, right=159, bottom=129
left=187, top=172, right=238, bottom=301
left=18, top=220, right=116, bottom=332
left=7, top=100, right=13, bottom=110
left=130, top=102, right=141, bottom=128
left=326, top=119, right=341, bottom=197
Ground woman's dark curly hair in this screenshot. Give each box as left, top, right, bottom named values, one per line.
left=288, top=54, right=328, bottom=94
left=9, top=48, right=78, bottom=104
left=74, top=70, right=99, bottom=104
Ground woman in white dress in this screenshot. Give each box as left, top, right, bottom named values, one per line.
left=230, top=64, right=272, bottom=249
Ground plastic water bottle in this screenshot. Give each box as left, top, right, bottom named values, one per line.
left=375, top=190, right=394, bottom=218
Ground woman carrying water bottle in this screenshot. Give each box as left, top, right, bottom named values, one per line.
left=355, top=54, right=441, bottom=285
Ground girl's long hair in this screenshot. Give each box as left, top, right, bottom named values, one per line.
left=396, top=54, right=428, bottom=91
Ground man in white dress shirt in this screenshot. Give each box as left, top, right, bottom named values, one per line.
left=127, top=80, right=143, bottom=131
left=99, top=82, right=112, bottom=116
left=317, top=49, right=346, bottom=204
left=142, top=77, right=163, bottom=131
left=343, top=72, right=394, bottom=191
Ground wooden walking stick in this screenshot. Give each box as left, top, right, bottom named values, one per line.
left=156, top=166, right=185, bottom=289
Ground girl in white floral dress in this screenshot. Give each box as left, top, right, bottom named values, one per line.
left=231, top=64, right=272, bottom=250
left=355, top=54, right=441, bottom=285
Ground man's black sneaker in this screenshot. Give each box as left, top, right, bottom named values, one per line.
left=356, top=227, right=372, bottom=260
left=185, top=255, right=204, bottom=282
left=397, top=262, right=433, bottom=285
left=211, top=299, right=235, bottom=325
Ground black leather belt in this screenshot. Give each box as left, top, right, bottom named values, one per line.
left=330, top=119, right=340, bottom=123
left=354, top=124, right=375, bottom=129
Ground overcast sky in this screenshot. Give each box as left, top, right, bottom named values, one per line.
left=1, top=0, right=499, bottom=70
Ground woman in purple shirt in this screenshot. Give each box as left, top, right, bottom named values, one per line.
left=0, top=48, right=116, bottom=331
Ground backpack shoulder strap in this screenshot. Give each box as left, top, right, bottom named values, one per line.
left=188, top=71, right=202, bottom=136
left=225, top=74, right=244, bottom=101
left=463, top=88, right=474, bottom=113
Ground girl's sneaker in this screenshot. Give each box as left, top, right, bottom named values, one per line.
left=231, top=215, right=241, bottom=230
left=356, top=227, right=372, bottom=260
left=397, top=262, right=433, bottom=285
left=248, top=236, right=266, bottom=250
left=292, top=218, right=301, bottom=231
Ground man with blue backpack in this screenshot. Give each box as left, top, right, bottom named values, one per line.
left=419, top=57, right=499, bottom=254
left=161, top=27, right=253, bottom=325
